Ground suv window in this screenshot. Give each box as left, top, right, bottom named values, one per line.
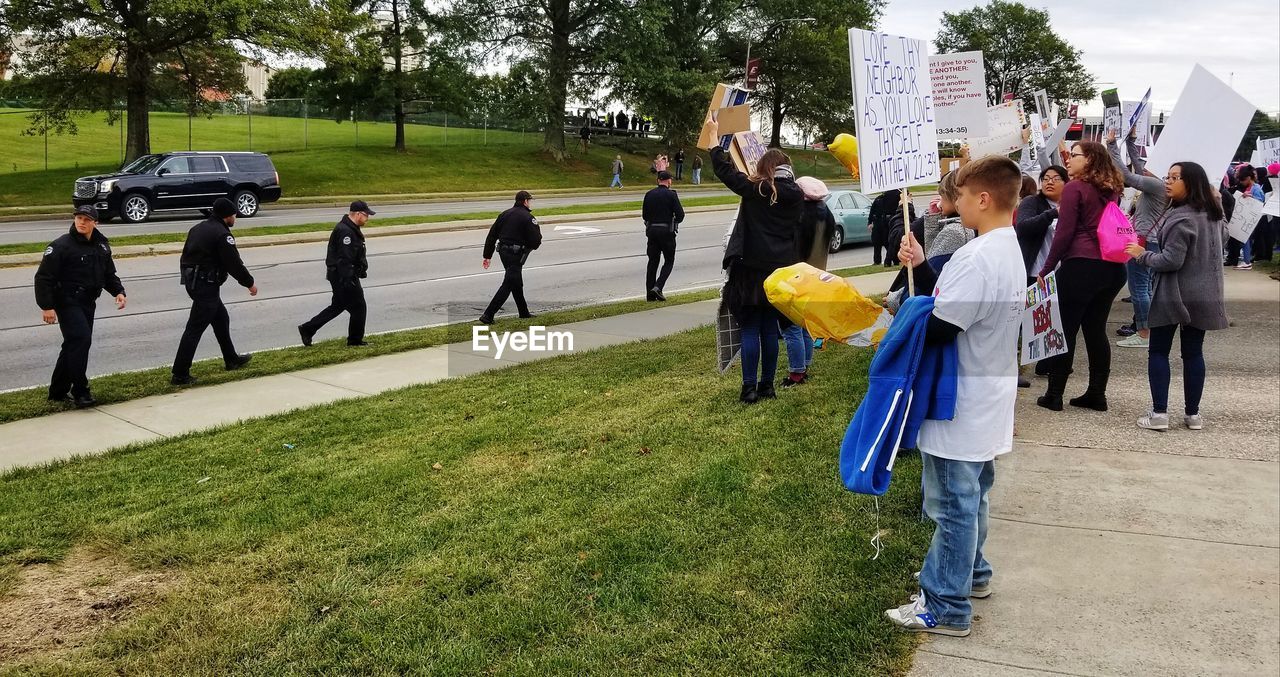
left=190, top=156, right=227, bottom=173
left=158, top=157, right=191, bottom=176
left=226, top=154, right=274, bottom=172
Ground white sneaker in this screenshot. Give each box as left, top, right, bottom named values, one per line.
left=1137, top=412, right=1170, bottom=431
left=1236, top=263, right=1253, bottom=270
left=1117, top=334, right=1149, bottom=348
left=1185, top=414, right=1203, bottom=430
left=884, top=592, right=971, bottom=637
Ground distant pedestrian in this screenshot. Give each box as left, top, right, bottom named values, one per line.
left=298, top=201, right=374, bottom=348
left=643, top=170, right=685, bottom=301
left=655, top=154, right=669, bottom=174
left=579, top=124, right=592, bottom=153
left=171, top=198, right=256, bottom=386
left=675, top=149, right=686, bottom=180
left=1233, top=165, right=1264, bottom=270
left=479, top=191, right=542, bottom=323
left=611, top=155, right=624, bottom=189
left=692, top=154, right=703, bottom=185
left=34, top=205, right=127, bottom=408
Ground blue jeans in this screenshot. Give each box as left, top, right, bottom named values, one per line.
left=610, top=173, right=623, bottom=188
left=1241, top=237, right=1253, bottom=264
left=919, top=452, right=995, bottom=629
left=692, top=168, right=701, bottom=185
left=781, top=324, right=813, bottom=373
left=739, top=307, right=781, bottom=386
left=1126, top=241, right=1158, bottom=330
left=1148, top=324, right=1206, bottom=415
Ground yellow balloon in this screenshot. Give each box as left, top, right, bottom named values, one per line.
left=828, top=133, right=860, bottom=179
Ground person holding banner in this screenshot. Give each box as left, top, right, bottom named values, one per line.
left=1036, top=141, right=1127, bottom=412
left=1232, top=165, right=1265, bottom=270
left=1107, top=128, right=1170, bottom=348
left=1123, top=161, right=1228, bottom=431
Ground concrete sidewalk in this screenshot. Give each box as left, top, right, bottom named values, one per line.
left=910, top=269, right=1280, bottom=676
left=0, top=271, right=902, bottom=473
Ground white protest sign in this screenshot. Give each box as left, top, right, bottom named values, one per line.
left=1122, top=99, right=1152, bottom=146
left=928, top=50, right=989, bottom=138
left=1028, top=113, right=1045, bottom=149
left=848, top=28, right=940, bottom=193
left=1103, top=106, right=1123, bottom=140
left=1145, top=65, right=1257, bottom=180
left=1021, top=272, right=1067, bottom=365
left=1257, top=137, right=1280, bottom=168
left=1033, top=89, right=1051, bottom=121
left=1263, top=192, right=1279, bottom=218
left=965, top=100, right=1026, bottom=159
left=1227, top=191, right=1264, bottom=242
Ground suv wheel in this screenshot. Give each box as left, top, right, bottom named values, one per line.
left=121, top=193, right=151, bottom=223
left=828, top=226, right=844, bottom=253
left=234, top=190, right=259, bottom=218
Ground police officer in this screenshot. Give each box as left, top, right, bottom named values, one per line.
left=298, top=201, right=373, bottom=347
left=34, top=205, right=127, bottom=408
left=171, top=197, right=256, bottom=385
left=642, top=171, right=684, bottom=301
left=479, top=190, right=542, bottom=324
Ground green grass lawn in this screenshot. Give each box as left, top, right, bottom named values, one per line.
left=0, top=109, right=856, bottom=208
left=0, top=322, right=930, bottom=674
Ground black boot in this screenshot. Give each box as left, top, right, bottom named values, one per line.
left=1069, top=371, right=1110, bottom=411
left=740, top=383, right=759, bottom=404
left=1037, top=373, right=1067, bottom=411
left=756, top=382, right=777, bottom=399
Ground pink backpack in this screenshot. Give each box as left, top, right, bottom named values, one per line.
left=1097, top=201, right=1137, bottom=263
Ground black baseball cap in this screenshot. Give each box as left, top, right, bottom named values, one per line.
left=514, top=190, right=534, bottom=203
left=73, top=205, right=99, bottom=221
left=349, top=200, right=376, bottom=215
left=657, top=170, right=673, bottom=181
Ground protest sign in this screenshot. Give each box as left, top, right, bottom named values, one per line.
left=1257, top=137, right=1280, bottom=168
left=1263, top=192, right=1279, bottom=218
left=964, top=100, right=1026, bottom=159
left=1145, top=65, right=1257, bottom=180
left=731, top=131, right=769, bottom=175
left=848, top=28, right=940, bottom=193
left=1028, top=113, right=1045, bottom=149
left=1103, top=106, right=1123, bottom=141
left=1227, top=191, right=1264, bottom=242
left=1033, top=89, right=1051, bottom=120
left=1100, top=88, right=1121, bottom=108
left=1021, top=272, right=1067, bottom=365
left=697, top=83, right=752, bottom=151
left=928, top=50, right=989, bottom=138
left=1122, top=98, right=1152, bottom=146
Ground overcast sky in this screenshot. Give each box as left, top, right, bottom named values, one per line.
left=878, top=0, right=1280, bottom=117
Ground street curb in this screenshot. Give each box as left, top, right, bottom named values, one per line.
left=0, top=205, right=739, bottom=267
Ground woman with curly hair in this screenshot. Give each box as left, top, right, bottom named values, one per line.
left=1035, top=140, right=1128, bottom=412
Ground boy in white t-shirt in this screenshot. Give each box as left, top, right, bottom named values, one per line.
left=884, top=156, right=1028, bottom=637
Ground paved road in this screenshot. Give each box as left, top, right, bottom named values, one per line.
left=0, top=189, right=741, bottom=245
left=0, top=210, right=878, bottom=390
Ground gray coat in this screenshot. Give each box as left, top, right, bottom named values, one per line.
left=1137, top=204, right=1228, bottom=331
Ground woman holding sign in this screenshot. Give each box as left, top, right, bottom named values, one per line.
left=1035, top=141, right=1127, bottom=412
left=1123, top=162, right=1227, bottom=431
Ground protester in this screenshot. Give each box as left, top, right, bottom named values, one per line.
left=692, top=154, right=704, bottom=185
left=1106, top=129, right=1170, bottom=348
left=611, top=155, right=624, bottom=189
left=642, top=170, right=684, bottom=301
left=1036, top=141, right=1127, bottom=412
left=885, top=198, right=919, bottom=266
left=479, top=191, right=542, bottom=324
left=780, top=176, right=836, bottom=386
left=886, top=171, right=969, bottom=314
left=1251, top=164, right=1275, bottom=261
left=703, top=113, right=803, bottom=404
left=884, top=156, right=1027, bottom=637
left=1015, top=165, right=1066, bottom=283
left=1233, top=165, right=1265, bottom=270
left=1123, top=161, right=1228, bottom=431
left=655, top=154, right=669, bottom=174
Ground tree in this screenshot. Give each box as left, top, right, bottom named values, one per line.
left=0, top=0, right=327, bottom=160
left=1236, top=110, right=1280, bottom=162
left=934, top=0, right=1094, bottom=107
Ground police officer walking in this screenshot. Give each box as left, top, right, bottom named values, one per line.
left=643, top=170, right=684, bottom=301
left=298, top=201, right=374, bottom=347
left=171, top=197, right=257, bottom=385
left=34, top=205, right=127, bottom=407
left=479, top=190, right=542, bottom=324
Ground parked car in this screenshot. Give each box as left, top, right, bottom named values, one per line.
left=72, top=151, right=282, bottom=223
left=823, top=189, right=874, bottom=252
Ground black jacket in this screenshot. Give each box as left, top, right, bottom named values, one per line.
left=1015, top=193, right=1059, bottom=276
left=886, top=207, right=921, bottom=253
left=325, top=216, right=368, bottom=282
left=179, top=216, right=254, bottom=288
left=796, top=200, right=837, bottom=266
left=483, top=205, right=543, bottom=259
left=712, top=146, right=804, bottom=270
left=1220, top=187, right=1235, bottom=223
left=869, top=189, right=907, bottom=235
left=34, top=226, right=125, bottom=310
left=642, top=185, right=685, bottom=235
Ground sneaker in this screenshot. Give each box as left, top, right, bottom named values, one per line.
left=884, top=593, right=970, bottom=637
left=1236, top=263, right=1253, bottom=270
left=1137, top=411, right=1170, bottom=431
left=780, top=372, right=808, bottom=388
left=1185, top=414, right=1203, bottom=430
left=1116, top=323, right=1136, bottom=337
left=1117, top=334, right=1149, bottom=348
left=913, top=571, right=990, bottom=598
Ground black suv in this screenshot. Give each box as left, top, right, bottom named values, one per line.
left=72, top=152, right=282, bottom=223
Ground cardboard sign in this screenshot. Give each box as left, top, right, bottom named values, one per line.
left=1145, top=65, right=1257, bottom=180
left=965, top=100, right=1026, bottom=159
left=928, top=50, right=989, bottom=138
left=732, top=131, right=769, bottom=175
left=697, top=83, right=753, bottom=151
left=1257, top=137, right=1280, bottom=168
left=1021, top=272, right=1067, bottom=365
left=848, top=28, right=940, bottom=193
left=1033, top=89, right=1051, bottom=121
left=1103, top=106, right=1123, bottom=141
left=1121, top=99, right=1152, bottom=146
left=1028, top=113, right=1045, bottom=149
left=1227, top=191, right=1265, bottom=242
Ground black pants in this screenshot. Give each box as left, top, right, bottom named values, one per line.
left=483, top=249, right=530, bottom=319
left=646, top=233, right=677, bottom=293
left=1251, top=216, right=1275, bottom=262
left=301, top=278, right=367, bottom=343
left=871, top=226, right=893, bottom=265
left=173, top=281, right=240, bottom=377
left=1225, top=237, right=1243, bottom=266
left=1043, top=258, right=1127, bottom=397
left=49, top=298, right=96, bottom=399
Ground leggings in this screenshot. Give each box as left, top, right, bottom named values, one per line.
left=1148, top=324, right=1206, bottom=415
left=1043, top=258, right=1127, bottom=393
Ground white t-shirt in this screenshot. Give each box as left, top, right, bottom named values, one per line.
left=918, top=226, right=1026, bottom=462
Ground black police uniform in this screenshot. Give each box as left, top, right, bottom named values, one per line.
left=300, top=216, right=368, bottom=345
left=481, top=204, right=542, bottom=320
left=642, top=184, right=685, bottom=299
left=172, top=215, right=254, bottom=378
left=34, top=226, right=125, bottom=401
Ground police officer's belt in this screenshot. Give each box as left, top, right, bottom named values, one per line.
left=497, top=242, right=527, bottom=255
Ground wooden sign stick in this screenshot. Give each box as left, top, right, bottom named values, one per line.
left=901, top=189, right=914, bottom=297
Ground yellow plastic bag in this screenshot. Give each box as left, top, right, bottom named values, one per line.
left=765, top=263, right=891, bottom=346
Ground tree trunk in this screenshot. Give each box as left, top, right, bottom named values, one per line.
left=541, top=0, right=571, bottom=161
left=769, top=86, right=784, bottom=148
left=392, top=0, right=406, bottom=152
left=124, top=43, right=151, bottom=161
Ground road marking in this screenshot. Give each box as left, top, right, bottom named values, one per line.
left=553, top=225, right=602, bottom=235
